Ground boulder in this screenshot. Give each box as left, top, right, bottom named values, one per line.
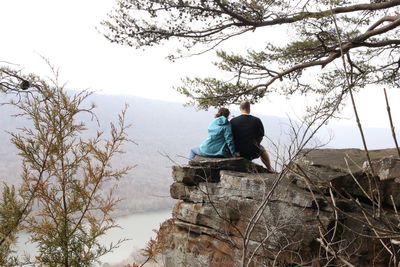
left=159, top=149, right=399, bottom=266
left=296, top=148, right=398, bottom=173
left=364, top=156, right=400, bottom=181
left=291, top=148, right=400, bottom=207
left=172, top=156, right=267, bottom=186
left=172, top=165, right=220, bottom=185
left=189, top=156, right=267, bottom=173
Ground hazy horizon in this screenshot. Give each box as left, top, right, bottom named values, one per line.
left=1, top=0, right=399, bottom=128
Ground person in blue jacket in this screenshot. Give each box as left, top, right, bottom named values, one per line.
left=189, top=108, right=238, bottom=160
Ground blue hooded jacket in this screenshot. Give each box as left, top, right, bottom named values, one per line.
left=199, top=116, right=236, bottom=157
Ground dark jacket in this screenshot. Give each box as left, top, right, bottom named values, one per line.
left=230, top=114, right=264, bottom=160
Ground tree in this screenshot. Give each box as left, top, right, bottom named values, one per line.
left=102, top=0, right=400, bottom=111
left=0, top=185, right=25, bottom=266
left=0, top=66, right=46, bottom=266
left=0, top=65, right=131, bottom=266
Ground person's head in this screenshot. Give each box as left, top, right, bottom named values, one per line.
left=239, top=100, right=251, bottom=114
left=215, top=107, right=230, bottom=118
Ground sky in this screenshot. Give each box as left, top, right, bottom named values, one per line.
left=1, top=0, right=399, bottom=128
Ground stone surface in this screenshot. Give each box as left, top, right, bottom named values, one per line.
left=159, top=149, right=399, bottom=266
left=291, top=148, right=398, bottom=190
left=170, top=182, right=193, bottom=200
left=291, top=148, right=400, bottom=207
left=365, top=156, right=400, bottom=181
left=297, top=148, right=398, bottom=173
left=172, top=165, right=220, bottom=185
left=160, top=221, right=237, bottom=267
left=189, top=156, right=267, bottom=173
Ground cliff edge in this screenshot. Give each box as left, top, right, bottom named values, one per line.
left=158, top=148, right=400, bottom=266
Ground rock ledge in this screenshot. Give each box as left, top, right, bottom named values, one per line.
left=159, top=150, right=400, bottom=266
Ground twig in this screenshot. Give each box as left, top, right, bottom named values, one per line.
left=316, top=237, right=355, bottom=267
left=331, top=13, right=381, bottom=217
left=383, top=88, right=400, bottom=158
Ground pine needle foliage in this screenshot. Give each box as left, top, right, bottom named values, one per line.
left=7, top=81, right=132, bottom=266
left=0, top=185, right=24, bottom=266
left=103, top=0, right=400, bottom=111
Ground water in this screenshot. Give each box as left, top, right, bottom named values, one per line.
left=16, top=209, right=172, bottom=265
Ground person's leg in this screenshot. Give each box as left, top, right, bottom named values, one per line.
left=259, top=146, right=274, bottom=172
left=189, top=146, right=203, bottom=160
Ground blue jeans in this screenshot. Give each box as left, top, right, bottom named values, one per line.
left=189, top=146, right=205, bottom=160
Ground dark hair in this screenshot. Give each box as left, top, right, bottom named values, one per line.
left=239, top=100, right=251, bottom=111
left=215, top=107, right=230, bottom=118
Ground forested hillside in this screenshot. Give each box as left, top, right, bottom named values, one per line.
left=1, top=93, right=397, bottom=216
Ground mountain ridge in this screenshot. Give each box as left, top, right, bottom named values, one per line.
left=1, top=93, right=398, bottom=215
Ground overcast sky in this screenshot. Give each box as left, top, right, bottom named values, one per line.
left=1, top=0, right=399, bottom=129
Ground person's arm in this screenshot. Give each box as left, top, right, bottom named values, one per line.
left=224, top=124, right=236, bottom=156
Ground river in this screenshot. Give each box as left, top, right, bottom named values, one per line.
left=16, top=209, right=172, bottom=266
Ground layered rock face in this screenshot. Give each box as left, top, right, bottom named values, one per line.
left=159, top=149, right=400, bottom=266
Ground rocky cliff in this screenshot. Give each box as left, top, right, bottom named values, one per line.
left=158, top=148, right=400, bottom=266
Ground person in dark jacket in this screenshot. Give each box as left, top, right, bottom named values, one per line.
left=189, top=108, right=237, bottom=160
left=230, top=101, right=274, bottom=172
